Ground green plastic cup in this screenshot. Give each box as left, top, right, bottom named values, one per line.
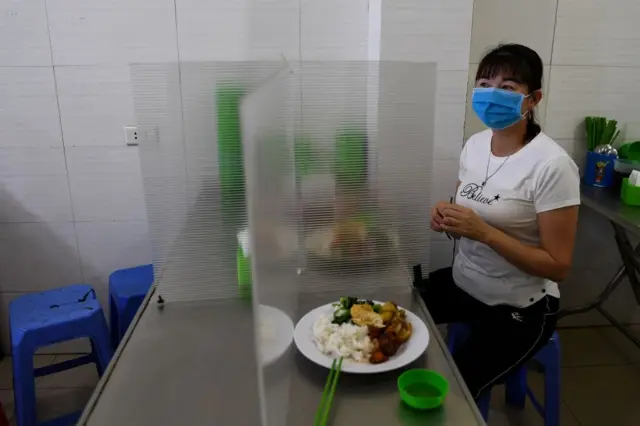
left=398, top=369, right=449, bottom=410
left=334, top=128, right=367, bottom=188
left=236, top=246, right=252, bottom=299
left=217, top=86, right=245, bottom=203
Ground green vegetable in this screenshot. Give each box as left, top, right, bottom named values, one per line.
left=332, top=296, right=382, bottom=324
left=585, top=116, right=621, bottom=151
left=332, top=307, right=351, bottom=325
left=339, top=296, right=359, bottom=310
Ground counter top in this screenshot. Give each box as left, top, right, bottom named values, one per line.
left=80, top=286, right=484, bottom=426
left=581, top=183, right=640, bottom=234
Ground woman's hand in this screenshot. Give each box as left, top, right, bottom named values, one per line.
left=430, top=201, right=450, bottom=232
left=442, top=204, right=493, bottom=242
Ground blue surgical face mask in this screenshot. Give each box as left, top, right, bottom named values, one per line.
left=472, top=87, right=531, bottom=130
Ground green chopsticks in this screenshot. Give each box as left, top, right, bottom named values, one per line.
left=314, top=357, right=343, bottom=426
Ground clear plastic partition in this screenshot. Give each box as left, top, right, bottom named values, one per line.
left=132, top=59, right=436, bottom=425
left=241, top=60, right=436, bottom=425
left=241, top=64, right=299, bottom=426
left=293, top=60, right=435, bottom=293
left=131, top=60, right=285, bottom=302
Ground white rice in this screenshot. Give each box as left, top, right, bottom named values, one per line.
left=312, top=314, right=373, bottom=363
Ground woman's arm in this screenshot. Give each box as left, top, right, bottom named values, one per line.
left=482, top=206, right=579, bottom=281
left=442, top=154, right=580, bottom=282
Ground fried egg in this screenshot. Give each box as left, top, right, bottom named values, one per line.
left=350, top=304, right=384, bottom=328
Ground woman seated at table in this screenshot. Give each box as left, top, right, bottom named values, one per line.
left=424, top=43, right=580, bottom=400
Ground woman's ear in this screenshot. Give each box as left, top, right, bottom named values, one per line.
left=530, top=90, right=543, bottom=108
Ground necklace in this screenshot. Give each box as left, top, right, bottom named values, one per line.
left=482, top=144, right=511, bottom=187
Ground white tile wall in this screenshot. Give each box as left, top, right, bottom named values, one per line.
left=301, top=0, right=369, bottom=60
left=46, top=0, right=179, bottom=66
left=0, top=176, right=73, bottom=223
left=0, top=223, right=82, bottom=293
left=0, top=67, right=62, bottom=148
left=65, top=146, right=141, bottom=176
left=247, top=0, right=299, bottom=60
left=176, top=0, right=249, bottom=61
left=0, top=145, right=71, bottom=223
left=431, top=158, right=460, bottom=202
left=545, top=66, right=640, bottom=141
left=555, top=139, right=586, bottom=170
left=553, top=0, right=640, bottom=67
left=76, top=221, right=152, bottom=285
left=0, top=147, right=66, bottom=177
left=469, top=0, right=558, bottom=64
left=0, top=0, right=51, bottom=66
left=67, top=147, right=146, bottom=222
left=380, top=0, right=474, bottom=70
left=435, top=71, right=469, bottom=159
left=55, top=66, right=135, bottom=147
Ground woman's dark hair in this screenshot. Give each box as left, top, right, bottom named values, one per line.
left=476, top=44, right=544, bottom=142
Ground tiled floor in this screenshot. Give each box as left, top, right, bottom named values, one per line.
left=487, top=326, right=640, bottom=426
left=0, top=327, right=639, bottom=425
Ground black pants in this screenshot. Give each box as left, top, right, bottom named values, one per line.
left=421, top=267, right=559, bottom=400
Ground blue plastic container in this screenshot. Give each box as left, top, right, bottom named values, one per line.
left=584, top=151, right=616, bottom=187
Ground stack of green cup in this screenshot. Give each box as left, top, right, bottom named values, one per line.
left=335, top=128, right=367, bottom=188
left=217, top=86, right=246, bottom=218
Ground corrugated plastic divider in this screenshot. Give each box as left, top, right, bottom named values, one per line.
left=289, top=61, right=436, bottom=294
left=131, top=61, right=285, bottom=303
left=242, top=64, right=299, bottom=426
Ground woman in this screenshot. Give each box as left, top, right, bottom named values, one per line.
left=424, top=44, right=580, bottom=400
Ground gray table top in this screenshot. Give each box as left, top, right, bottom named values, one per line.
left=78, top=182, right=639, bottom=425
left=80, top=286, right=484, bottom=426
left=581, top=183, right=640, bottom=234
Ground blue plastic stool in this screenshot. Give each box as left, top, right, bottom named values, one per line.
left=447, top=323, right=560, bottom=426
left=109, top=264, right=154, bottom=349
left=9, top=285, right=113, bottom=426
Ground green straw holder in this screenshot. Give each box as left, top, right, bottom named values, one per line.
left=621, top=178, right=640, bottom=206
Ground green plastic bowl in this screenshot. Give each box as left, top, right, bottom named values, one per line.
left=620, top=141, right=640, bottom=161
left=398, top=369, right=449, bottom=410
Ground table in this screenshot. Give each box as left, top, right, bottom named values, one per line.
left=560, top=184, right=640, bottom=346
left=78, top=285, right=485, bottom=425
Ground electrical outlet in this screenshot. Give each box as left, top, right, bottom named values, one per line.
left=124, top=126, right=138, bottom=146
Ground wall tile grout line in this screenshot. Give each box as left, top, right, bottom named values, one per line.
left=461, top=0, right=479, bottom=142
left=42, top=0, right=86, bottom=284
left=542, top=0, right=561, bottom=129
left=172, top=0, right=189, bottom=184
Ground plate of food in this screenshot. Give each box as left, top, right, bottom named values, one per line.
left=293, top=297, right=429, bottom=373
left=304, top=219, right=398, bottom=265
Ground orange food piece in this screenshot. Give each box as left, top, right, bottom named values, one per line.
left=370, top=351, right=388, bottom=364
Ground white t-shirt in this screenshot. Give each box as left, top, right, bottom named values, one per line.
left=452, top=130, right=580, bottom=308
